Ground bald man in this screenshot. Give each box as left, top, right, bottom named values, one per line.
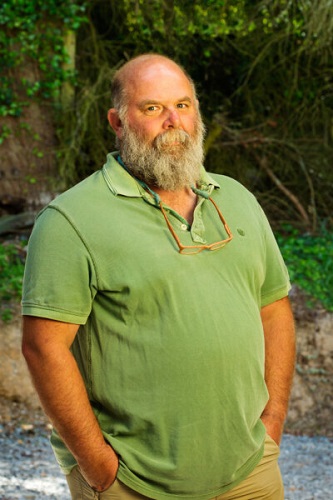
left=22, top=54, right=295, bottom=500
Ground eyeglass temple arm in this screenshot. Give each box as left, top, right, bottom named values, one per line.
left=207, top=196, right=233, bottom=238
left=159, top=202, right=183, bottom=246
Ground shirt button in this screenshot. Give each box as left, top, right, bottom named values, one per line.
left=180, top=224, right=188, bottom=231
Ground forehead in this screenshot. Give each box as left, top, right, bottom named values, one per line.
left=124, top=61, right=195, bottom=105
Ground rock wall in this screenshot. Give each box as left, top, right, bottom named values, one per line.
left=1, top=291, right=332, bottom=436
left=285, top=289, right=333, bottom=436
left=0, top=310, right=40, bottom=411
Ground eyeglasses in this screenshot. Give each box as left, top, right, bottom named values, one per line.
left=159, top=196, right=233, bottom=255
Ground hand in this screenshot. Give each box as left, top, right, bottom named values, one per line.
left=78, top=442, right=119, bottom=492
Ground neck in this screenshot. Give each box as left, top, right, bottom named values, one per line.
left=152, top=185, right=197, bottom=224
left=117, top=155, right=198, bottom=224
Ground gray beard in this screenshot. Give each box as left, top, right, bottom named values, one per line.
left=118, top=116, right=205, bottom=191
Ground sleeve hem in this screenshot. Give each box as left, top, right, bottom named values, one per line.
left=260, top=283, right=291, bottom=308
left=21, top=305, right=88, bottom=325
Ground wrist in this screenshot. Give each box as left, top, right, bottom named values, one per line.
left=261, top=414, right=284, bottom=445
left=78, top=442, right=119, bottom=491
left=261, top=408, right=286, bottom=422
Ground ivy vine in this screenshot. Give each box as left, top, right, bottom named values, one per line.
left=0, top=0, right=86, bottom=133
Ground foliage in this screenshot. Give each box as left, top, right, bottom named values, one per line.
left=277, top=225, right=333, bottom=312
left=2, top=0, right=333, bottom=321
left=201, top=0, right=333, bottom=231
left=0, top=242, right=26, bottom=322
left=2, top=0, right=333, bottom=233
left=52, top=0, right=333, bottom=233
left=54, top=0, right=262, bottom=182
left=0, top=0, right=86, bottom=122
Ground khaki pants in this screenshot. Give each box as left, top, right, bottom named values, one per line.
left=66, top=435, right=283, bottom=500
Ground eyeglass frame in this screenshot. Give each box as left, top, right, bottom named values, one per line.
left=159, top=194, right=233, bottom=255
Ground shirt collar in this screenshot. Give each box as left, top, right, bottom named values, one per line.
left=102, top=151, right=220, bottom=198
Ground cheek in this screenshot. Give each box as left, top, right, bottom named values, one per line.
left=138, top=123, right=162, bottom=143
left=182, top=114, right=198, bottom=134
left=127, top=124, right=158, bottom=148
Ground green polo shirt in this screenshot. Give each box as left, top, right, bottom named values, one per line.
left=22, top=153, right=290, bottom=500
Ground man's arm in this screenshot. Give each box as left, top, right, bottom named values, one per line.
left=22, top=316, right=118, bottom=491
left=260, top=296, right=296, bottom=445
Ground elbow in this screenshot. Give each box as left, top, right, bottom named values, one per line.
left=21, top=334, right=37, bottom=368
left=21, top=316, right=40, bottom=368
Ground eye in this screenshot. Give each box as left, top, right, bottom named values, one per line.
left=176, top=102, right=190, bottom=110
left=144, top=105, right=161, bottom=115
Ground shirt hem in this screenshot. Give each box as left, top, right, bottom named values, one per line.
left=115, top=442, right=265, bottom=500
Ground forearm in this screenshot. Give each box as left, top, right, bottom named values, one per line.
left=260, top=296, right=296, bottom=443
left=26, top=343, right=106, bottom=456
left=22, top=317, right=118, bottom=491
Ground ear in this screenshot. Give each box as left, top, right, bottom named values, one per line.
left=108, top=108, right=123, bottom=138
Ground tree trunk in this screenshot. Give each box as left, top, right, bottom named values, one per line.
left=0, top=62, right=58, bottom=216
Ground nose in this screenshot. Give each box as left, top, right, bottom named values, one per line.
left=163, top=108, right=181, bottom=129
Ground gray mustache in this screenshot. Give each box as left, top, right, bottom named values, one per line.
left=154, top=130, right=190, bottom=147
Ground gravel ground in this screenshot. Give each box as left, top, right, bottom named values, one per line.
left=1, top=424, right=332, bottom=500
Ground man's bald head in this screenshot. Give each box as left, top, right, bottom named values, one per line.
left=111, top=54, right=197, bottom=116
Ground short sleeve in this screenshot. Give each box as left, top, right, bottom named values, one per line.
left=22, top=206, right=97, bottom=324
